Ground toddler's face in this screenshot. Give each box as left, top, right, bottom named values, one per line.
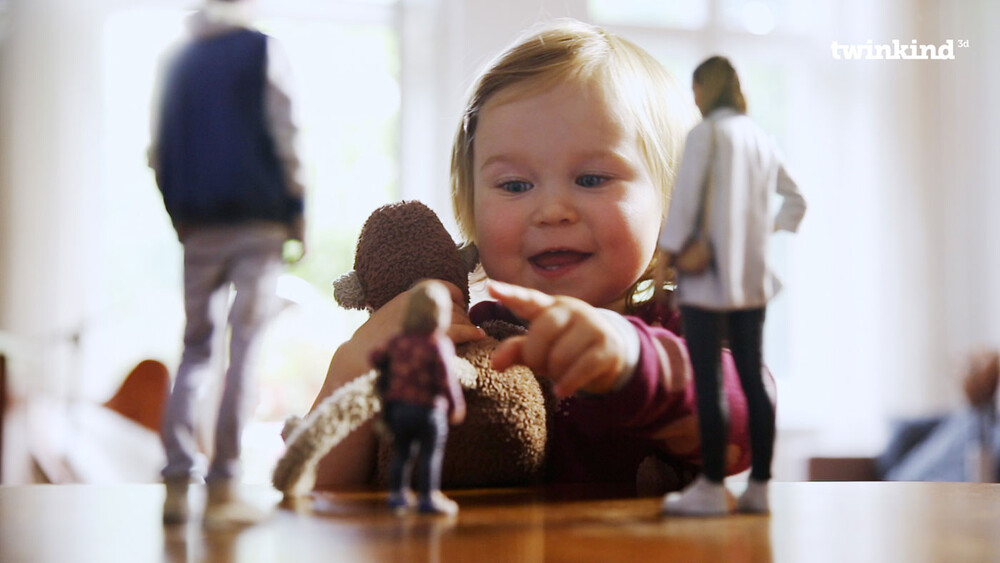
left=472, top=80, right=664, bottom=312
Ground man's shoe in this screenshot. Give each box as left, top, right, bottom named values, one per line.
left=163, top=480, right=190, bottom=525
left=203, top=480, right=269, bottom=528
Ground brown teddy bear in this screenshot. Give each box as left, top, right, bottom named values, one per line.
left=272, top=201, right=554, bottom=497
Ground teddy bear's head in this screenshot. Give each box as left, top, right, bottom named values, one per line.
left=333, top=200, right=478, bottom=311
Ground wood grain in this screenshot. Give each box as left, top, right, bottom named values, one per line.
left=1, top=482, right=999, bottom=562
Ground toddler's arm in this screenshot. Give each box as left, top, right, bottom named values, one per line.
left=554, top=316, right=755, bottom=477
left=494, top=285, right=756, bottom=481
left=638, top=324, right=757, bottom=475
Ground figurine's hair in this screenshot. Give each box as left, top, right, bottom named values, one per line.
left=692, top=56, right=747, bottom=116
left=449, top=19, right=695, bottom=309
left=403, top=280, right=451, bottom=335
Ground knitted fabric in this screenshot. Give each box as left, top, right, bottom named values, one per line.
left=272, top=369, right=382, bottom=496
left=352, top=201, right=470, bottom=310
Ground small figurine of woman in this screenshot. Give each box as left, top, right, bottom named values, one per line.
left=658, top=56, right=806, bottom=515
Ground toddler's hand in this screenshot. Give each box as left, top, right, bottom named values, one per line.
left=343, top=281, right=485, bottom=373
left=488, top=281, right=627, bottom=399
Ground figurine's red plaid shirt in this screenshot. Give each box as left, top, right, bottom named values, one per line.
left=372, top=334, right=463, bottom=412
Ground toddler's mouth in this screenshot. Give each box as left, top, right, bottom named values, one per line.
left=528, top=250, right=592, bottom=271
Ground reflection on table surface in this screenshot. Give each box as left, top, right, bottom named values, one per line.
left=1, top=481, right=999, bottom=562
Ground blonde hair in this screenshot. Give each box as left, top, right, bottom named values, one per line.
left=449, top=19, right=695, bottom=310
left=692, top=56, right=747, bottom=116
left=402, top=280, right=450, bottom=335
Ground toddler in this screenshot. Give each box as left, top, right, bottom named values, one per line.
left=310, top=19, right=758, bottom=493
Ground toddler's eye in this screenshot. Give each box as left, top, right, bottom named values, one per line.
left=500, top=180, right=532, bottom=193
left=576, top=174, right=608, bottom=188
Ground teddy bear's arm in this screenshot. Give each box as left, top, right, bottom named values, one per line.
left=333, top=271, right=367, bottom=310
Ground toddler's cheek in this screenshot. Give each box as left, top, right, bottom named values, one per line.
left=474, top=236, right=515, bottom=279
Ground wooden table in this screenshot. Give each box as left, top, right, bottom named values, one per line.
left=1, top=482, right=999, bottom=562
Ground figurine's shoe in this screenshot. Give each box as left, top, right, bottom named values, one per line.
left=387, top=489, right=417, bottom=514
left=418, top=491, right=459, bottom=516
left=736, top=480, right=770, bottom=514
left=204, top=481, right=269, bottom=529
left=162, top=480, right=190, bottom=525
left=661, top=476, right=731, bottom=516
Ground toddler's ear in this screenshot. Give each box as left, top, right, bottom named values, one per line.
left=459, top=243, right=479, bottom=273
left=333, top=271, right=367, bottom=310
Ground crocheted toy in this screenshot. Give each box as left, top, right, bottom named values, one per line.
left=272, top=201, right=553, bottom=497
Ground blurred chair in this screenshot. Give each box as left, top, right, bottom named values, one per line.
left=28, top=359, right=170, bottom=484
left=103, top=359, right=169, bottom=434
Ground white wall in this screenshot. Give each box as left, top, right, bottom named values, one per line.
left=778, top=0, right=1000, bottom=461
left=934, top=0, right=1000, bottom=377
left=0, top=0, right=106, bottom=399
left=788, top=0, right=940, bottom=453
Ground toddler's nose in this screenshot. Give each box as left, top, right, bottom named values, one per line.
left=531, top=185, right=580, bottom=226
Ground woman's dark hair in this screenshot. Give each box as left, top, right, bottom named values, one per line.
left=693, top=56, right=747, bottom=115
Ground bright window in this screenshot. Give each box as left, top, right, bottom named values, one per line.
left=588, top=0, right=708, bottom=29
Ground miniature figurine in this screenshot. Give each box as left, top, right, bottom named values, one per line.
left=371, top=279, right=466, bottom=515
left=658, top=56, right=806, bottom=516
left=154, top=0, right=305, bottom=527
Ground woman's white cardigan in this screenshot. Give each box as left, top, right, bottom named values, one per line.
left=659, top=108, right=807, bottom=310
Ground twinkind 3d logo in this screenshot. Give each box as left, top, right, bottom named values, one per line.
left=830, top=39, right=968, bottom=60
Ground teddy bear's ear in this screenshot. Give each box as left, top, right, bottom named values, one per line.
left=333, top=271, right=367, bottom=310
left=458, top=243, right=479, bottom=273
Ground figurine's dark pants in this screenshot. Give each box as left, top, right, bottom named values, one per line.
left=681, top=306, right=773, bottom=483
left=385, top=402, right=449, bottom=496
